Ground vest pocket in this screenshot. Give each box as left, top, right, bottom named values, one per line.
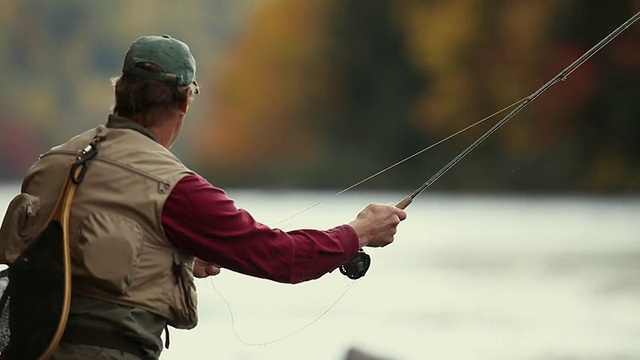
left=168, top=252, right=198, bottom=329
left=0, top=193, right=46, bottom=264
left=77, top=212, right=143, bottom=294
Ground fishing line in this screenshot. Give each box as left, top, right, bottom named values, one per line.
left=208, top=277, right=354, bottom=346
left=210, top=9, right=640, bottom=346
left=275, top=96, right=529, bottom=226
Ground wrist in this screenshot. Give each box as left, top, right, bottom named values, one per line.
left=348, top=220, right=370, bottom=248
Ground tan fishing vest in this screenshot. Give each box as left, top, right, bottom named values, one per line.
left=0, top=125, right=198, bottom=329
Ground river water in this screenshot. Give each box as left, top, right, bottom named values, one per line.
left=1, top=184, right=639, bottom=360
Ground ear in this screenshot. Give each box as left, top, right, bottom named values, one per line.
left=178, top=98, right=189, bottom=114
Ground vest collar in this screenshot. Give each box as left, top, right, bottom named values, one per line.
left=107, top=115, right=159, bottom=143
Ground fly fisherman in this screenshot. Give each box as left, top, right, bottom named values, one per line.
left=0, top=35, right=406, bottom=359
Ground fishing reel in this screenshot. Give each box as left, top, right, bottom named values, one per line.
left=340, top=249, right=371, bottom=280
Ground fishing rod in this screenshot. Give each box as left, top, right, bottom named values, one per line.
left=341, top=10, right=640, bottom=280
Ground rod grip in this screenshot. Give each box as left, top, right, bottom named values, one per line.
left=395, top=195, right=412, bottom=209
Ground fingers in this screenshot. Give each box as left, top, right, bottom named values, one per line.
left=375, top=204, right=406, bottom=244
left=204, top=264, right=221, bottom=276
left=382, top=203, right=408, bottom=222
left=392, top=205, right=407, bottom=221
left=349, top=203, right=407, bottom=248
left=193, top=258, right=222, bottom=278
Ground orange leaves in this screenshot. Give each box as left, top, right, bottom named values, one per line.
left=193, top=1, right=334, bottom=171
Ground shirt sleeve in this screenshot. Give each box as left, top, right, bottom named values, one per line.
left=161, top=174, right=360, bottom=284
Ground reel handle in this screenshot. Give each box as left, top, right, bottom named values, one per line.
left=394, top=195, right=412, bottom=209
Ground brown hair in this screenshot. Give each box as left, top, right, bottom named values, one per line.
left=111, top=63, right=198, bottom=127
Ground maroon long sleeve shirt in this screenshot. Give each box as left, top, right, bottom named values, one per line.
left=161, top=174, right=359, bottom=284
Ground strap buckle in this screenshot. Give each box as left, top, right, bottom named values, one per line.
left=70, top=137, right=102, bottom=185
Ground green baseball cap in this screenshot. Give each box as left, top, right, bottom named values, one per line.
left=122, top=35, right=199, bottom=93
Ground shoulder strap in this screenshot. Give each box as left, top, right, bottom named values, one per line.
left=37, top=139, right=99, bottom=360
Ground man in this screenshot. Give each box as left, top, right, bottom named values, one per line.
left=0, top=35, right=406, bottom=359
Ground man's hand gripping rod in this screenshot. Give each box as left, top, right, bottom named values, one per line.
left=339, top=196, right=411, bottom=280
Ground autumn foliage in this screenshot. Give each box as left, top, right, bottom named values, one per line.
left=1, top=1, right=639, bottom=192
left=191, top=0, right=640, bottom=192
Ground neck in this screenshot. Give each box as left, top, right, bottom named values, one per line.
left=149, top=117, right=182, bottom=148
left=129, top=112, right=183, bottom=148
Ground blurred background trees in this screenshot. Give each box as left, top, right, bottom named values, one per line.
left=1, top=0, right=639, bottom=193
